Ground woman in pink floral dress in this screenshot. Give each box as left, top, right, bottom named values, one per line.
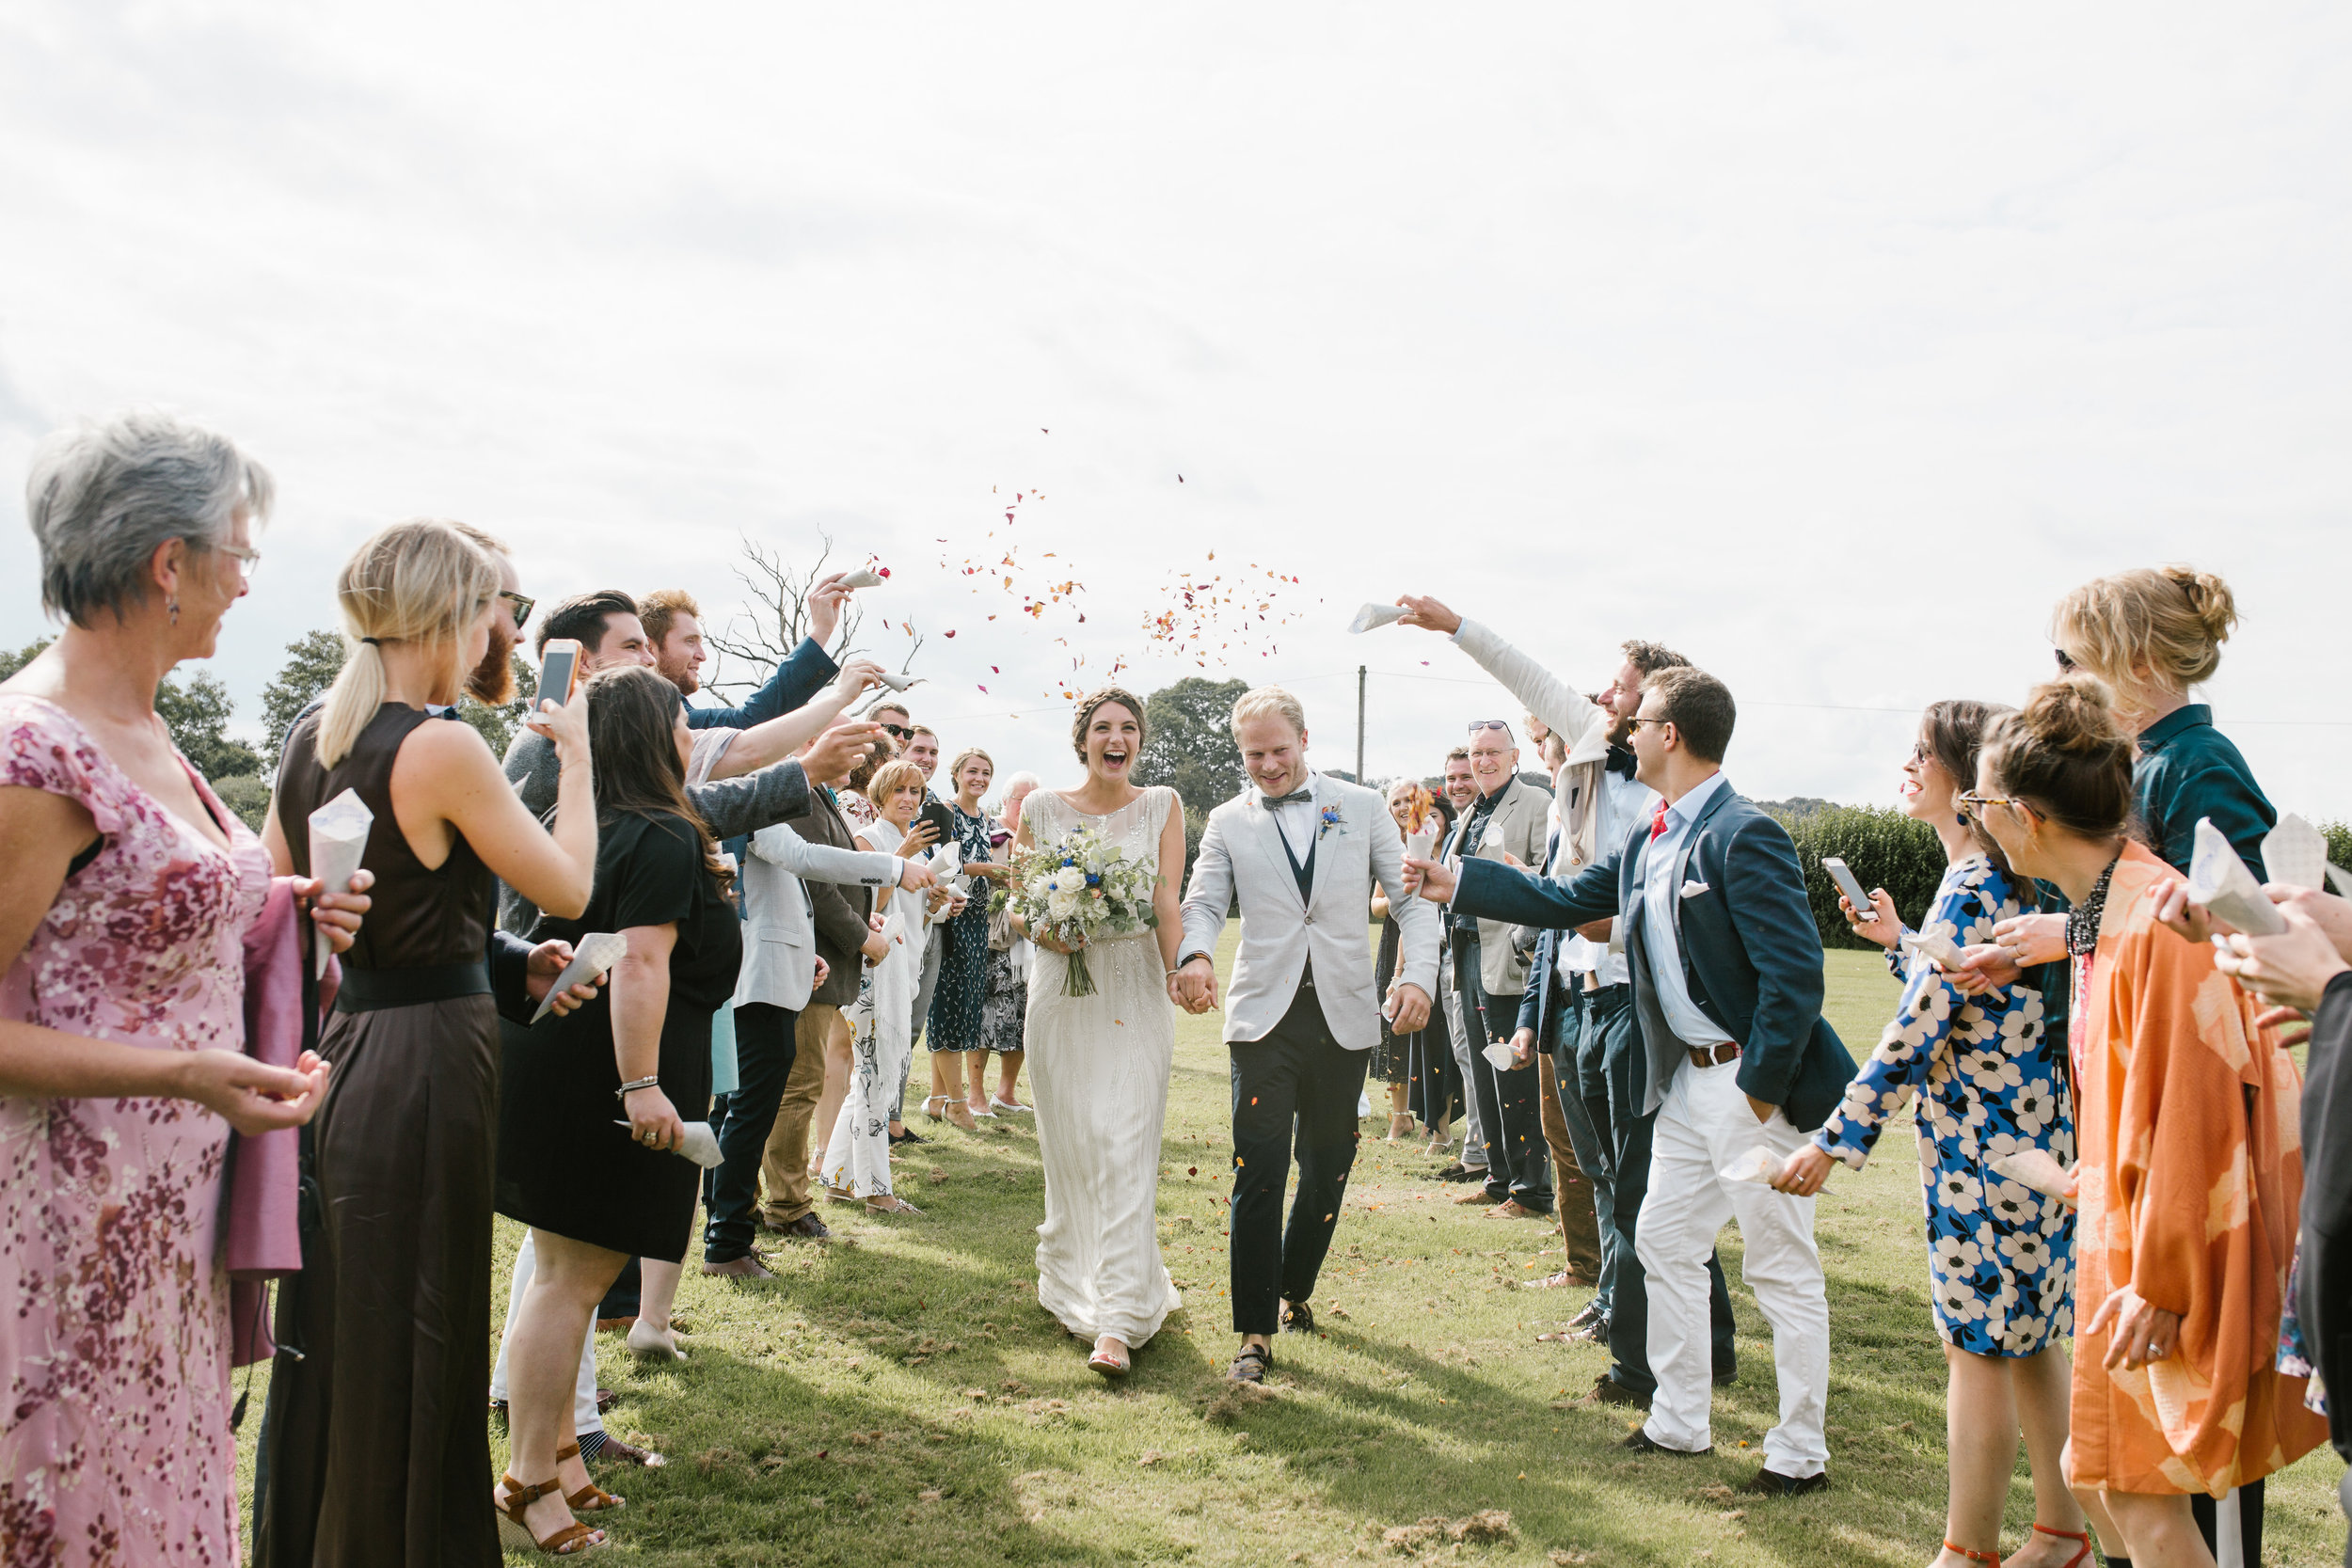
left=0, top=414, right=352, bottom=1567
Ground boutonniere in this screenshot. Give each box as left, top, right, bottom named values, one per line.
left=1318, top=802, right=1343, bottom=841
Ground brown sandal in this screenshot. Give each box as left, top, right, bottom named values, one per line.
left=555, top=1441, right=624, bottom=1512
left=495, top=1473, right=605, bottom=1555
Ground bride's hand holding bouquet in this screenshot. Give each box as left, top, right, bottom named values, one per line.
left=1006, top=824, right=1161, bottom=997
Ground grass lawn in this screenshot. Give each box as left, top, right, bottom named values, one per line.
left=240, top=928, right=2348, bottom=1565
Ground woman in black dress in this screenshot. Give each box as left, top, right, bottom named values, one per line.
left=494, top=665, right=745, bottom=1556
left=260, top=519, right=600, bottom=1568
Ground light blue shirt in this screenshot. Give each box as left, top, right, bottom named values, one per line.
left=1559, top=767, right=1656, bottom=989
left=1638, top=770, right=1734, bottom=1049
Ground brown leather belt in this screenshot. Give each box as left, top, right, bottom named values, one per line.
left=1687, top=1042, right=1740, bottom=1069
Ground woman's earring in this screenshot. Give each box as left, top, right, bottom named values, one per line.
left=167, top=597, right=180, bottom=626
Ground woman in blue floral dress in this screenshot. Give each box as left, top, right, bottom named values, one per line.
left=1774, top=702, right=2092, bottom=1568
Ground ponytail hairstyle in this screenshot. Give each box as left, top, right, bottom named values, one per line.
left=1919, top=699, right=2021, bottom=878
left=581, top=664, right=728, bottom=880
left=2050, top=565, right=2238, bottom=714
left=1980, top=675, right=2135, bottom=840
left=317, top=519, right=500, bottom=767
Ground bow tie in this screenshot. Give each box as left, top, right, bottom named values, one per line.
left=1605, top=744, right=1636, bottom=780
left=1262, top=789, right=1311, bottom=808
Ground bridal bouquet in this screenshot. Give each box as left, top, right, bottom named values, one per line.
left=1006, top=824, right=1159, bottom=997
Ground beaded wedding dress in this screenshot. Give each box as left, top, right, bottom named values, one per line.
left=1022, top=785, right=1184, bottom=1347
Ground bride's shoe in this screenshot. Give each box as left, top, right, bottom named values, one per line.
left=866, top=1196, right=924, bottom=1216
left=1088, top=1335, right=1132, bottom=1378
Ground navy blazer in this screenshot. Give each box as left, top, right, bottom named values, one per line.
left=685, top=636, right=838, bottom=731
left=1512, top=826, right=1572, bottom=1047
left=1454, top=778, right=1854, bottom=1132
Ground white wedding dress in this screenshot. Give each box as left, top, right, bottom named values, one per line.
left=1023, top=785, right=1184, bottom=1347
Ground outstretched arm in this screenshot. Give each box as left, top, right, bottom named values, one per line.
left=1395, top=596, right=1606, bottom=749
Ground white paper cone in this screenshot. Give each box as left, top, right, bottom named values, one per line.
left=2263, top=813, right=2329, bottom=893
left=307, top=787, right=374, bottom=977
left=1347, top=602, right=1406, bottom=634
left=1481, top=1039, right=1518, bottom=1071
left=611, top=1119, right=725, bottom=1168
left=1990, top=1148, right=2076, bottom=1204
left=930, top=841, right=962, bottom=880
left=2187, top=816, right=2286, bottom=936
left=1405, top=830, right=1437, bottom=863
left=531, top=931, right=629, bottom=1023
left=1719, top=1146, right=1780, bottom=1184
left=874, top=670, right=916, bottom=691
left=1899, top=930, right=1963, bottom=968
left=840, top=568, right=885, bottom=590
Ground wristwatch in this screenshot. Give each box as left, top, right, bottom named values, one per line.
left=1177, top=951, right=1213, bottom=971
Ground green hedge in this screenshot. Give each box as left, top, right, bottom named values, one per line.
left=1767, top=803, right=2352, bottom=951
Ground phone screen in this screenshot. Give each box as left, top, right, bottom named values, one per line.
left=1821, top=857, right=1876, bottom=917
left=535, top=640, right=580, bottom=710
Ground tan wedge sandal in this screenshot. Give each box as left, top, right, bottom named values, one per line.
left=495, top=1474, right=605, bottom=1556
left=555, top=1441, right=623, bottom=1513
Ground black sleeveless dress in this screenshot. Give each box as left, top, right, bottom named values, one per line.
left=257, top=704, right=501, bottom=1568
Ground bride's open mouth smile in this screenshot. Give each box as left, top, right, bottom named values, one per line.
left=1100, top=747, right=1130, bottom=770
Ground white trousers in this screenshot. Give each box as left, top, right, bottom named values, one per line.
left=1442, top=965, right=1487, bottom=1163
left=1635, top=1058, right=1829, bottom=1477
left=488, top=1230, right=602, bottom=1437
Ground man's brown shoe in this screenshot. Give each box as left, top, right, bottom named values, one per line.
left=1484, top=1199, right=1547, bottom=1220
left=1586, top=1374, right=1650, bottom=1408
left=1531, top=1267, right=1600, bottom=1289
left=701, top=1255, right=774, bottom=1279
left=1453, top=1186, right=1499, bottom=1205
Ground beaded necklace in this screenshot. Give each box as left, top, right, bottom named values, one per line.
left=2064, top=854, right=2122, bottom=958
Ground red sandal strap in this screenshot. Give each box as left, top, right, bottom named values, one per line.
left=2030, top=1525, right=2091, bottom=1568
left=1943, top=1542, right=2000, bottom=1567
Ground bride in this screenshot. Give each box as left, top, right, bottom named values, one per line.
left=1011, top=687, right=1188, bottom=1377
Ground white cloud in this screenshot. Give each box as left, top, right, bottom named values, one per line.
left=2, top=1, right=2347, bottom=813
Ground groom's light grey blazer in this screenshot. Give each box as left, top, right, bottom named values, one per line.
left=1179, top=771, right=1440, bottom=1051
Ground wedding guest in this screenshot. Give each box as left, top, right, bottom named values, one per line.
left=492, top=666, right=741, bottom=1556
left=1372, top=783, right=1446, bottom=1140
left=1415, top=664, right=1853, bottom=1495
left=810, top=745, right=900, bottom=1169
left=928, top=747, right=1014, bottom=1118
left=1433, top=747, right=1485, bottom=1178
left=979, top=770, right=1045, bottom=1115
left=260, top=519, right=601, bottom=1566
left=1409, top=790, right=1462, bottom=1152
left=1969, top=674, right=2326, bottom=1567
left=1773, top=702, right=2095, bottom=1568
left=1449, top=720, right=1552, bottom=1220
left=821, top=759, right=942, bottom=1213
left=760, top=738, right=893, bottom=1237
left=639, top=579, right=852, bottom=730
left=1, top=412, right=356, bottom=1568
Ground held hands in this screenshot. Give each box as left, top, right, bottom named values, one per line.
left=179, top=1047, right=330, bottom=1135
left=1838, top=890, right=1899, bottom=950
left=1401, top=855, right=1454, bottom=904
left=294, top=867, right=376, bottom=956
left=623, top=1084, right=685, bottom=1154
left=1392, top=594, right=1463, bottom=637
left=1772, top=1143, right=1834, bottom=1196
left=2084, top=1283, right=2182, bottom=1371
left=1169, top=957, right=1219, bottom=1013
left=523, top=938, right=606, bottom=1017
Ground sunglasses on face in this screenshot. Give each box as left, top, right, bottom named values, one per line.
left=879, top=723, right=914, bottom=742
left=1625, top=717, right=1673, bottom=733
left=500, top=590, right=535, bottom=631
left=2053, top=647, right=2077, bottom=671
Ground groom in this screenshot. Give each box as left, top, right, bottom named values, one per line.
left=1174, top=687, right=1440, bottom=1384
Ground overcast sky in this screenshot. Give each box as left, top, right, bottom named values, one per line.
left=5, top=3, right=2348, bottom=813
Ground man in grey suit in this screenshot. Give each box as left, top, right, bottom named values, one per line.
left=1174, top=688, right=1439, bottom=1384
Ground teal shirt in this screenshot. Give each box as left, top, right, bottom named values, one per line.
left=2133, top=704, right=2274, bottom=879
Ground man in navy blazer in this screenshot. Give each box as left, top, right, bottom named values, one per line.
left=1408, top=665, right=1852, bottom=1497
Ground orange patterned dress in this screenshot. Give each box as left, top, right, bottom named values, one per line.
left=2065, top=841, right=2329, bottom=1496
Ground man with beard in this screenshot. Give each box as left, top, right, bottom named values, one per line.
left=1395, top=596, right=1739, bottom=1410
left=639, top=578, right=855, bottom=730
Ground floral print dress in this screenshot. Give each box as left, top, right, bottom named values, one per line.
left=1814, top=854, right=2075, bottom=1357
left=0, top=695, right=272, bottom=1566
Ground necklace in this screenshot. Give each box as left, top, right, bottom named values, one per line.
left=2065, top=854, right=2122, bottom=958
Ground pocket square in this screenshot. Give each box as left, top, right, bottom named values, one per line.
left=1679, top=879, right=1710, bottom=898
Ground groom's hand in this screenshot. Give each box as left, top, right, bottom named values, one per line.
left=1390, top=983, right=1430, bottom=1034
left=1402, top=855, right=1454, bottom=904
left=1393, top=594, right=1462, bottom=637
left=1173, top=956, right=1219, bottom=1013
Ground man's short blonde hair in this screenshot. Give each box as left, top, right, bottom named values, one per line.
left=1229, top=685, right=1307, bottom=738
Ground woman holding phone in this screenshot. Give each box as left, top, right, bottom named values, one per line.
left=926, top=747, right=1013, bottom=1120
left=492, top=666, right=741, bottom=1556
left=259, top=518, right=599, bottom=1568
left=1772, top=702, right=2089, bottom=1568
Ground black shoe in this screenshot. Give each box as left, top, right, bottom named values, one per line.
left=1623, top=1429, right=1710, bottom=1457
left=1563, top=1313, right=1610, bottom=1345
left=1279, top=1302, right=1315, bottom=1335
left=1565, top=1301, right=1605, bottom=1332
left=1228, top=1343, right=1273, bottom=1383
left=1429, top=1162, right=1470, bottom=1182
left=1586, top=1374, right=1650, bottom=1408
left=1445, top=1165, right=1490, bottom=1185
left=890, top=1127, right=927, bottom=1146
left=1713, top=1362, right=1737, bottom=1386
left=1740, top=1466, right=1828, bottom=1497
left=781, top=1213, right=831, bottom=1241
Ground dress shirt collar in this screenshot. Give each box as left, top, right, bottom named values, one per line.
left=1658, top=769, right=1729, bottom=837
left=2137, top=703, right=2211, bottom=755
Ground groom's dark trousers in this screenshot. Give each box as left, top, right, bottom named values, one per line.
left=1229, top=975, right=1368, bottom=1335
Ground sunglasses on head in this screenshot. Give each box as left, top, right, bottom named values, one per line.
left=1466, top=721, right=1514, bottom=739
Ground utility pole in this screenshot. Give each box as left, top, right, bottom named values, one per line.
left=1356, top=665, right=1366, bottom=784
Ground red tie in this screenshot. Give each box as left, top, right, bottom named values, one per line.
left=1649, top=800, right=1670, bottom=841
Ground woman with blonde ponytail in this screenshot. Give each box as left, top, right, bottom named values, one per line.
left=256, top=519, right=604, bottom=1567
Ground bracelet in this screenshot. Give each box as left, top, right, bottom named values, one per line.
left=616, top=1075, right=660, bottom=1100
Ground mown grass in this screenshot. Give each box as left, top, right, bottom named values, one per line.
left=239, top=927, right=2348, bottom=1565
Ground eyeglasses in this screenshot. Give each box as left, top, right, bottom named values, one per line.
left=879, top=723, right=914, bottom=742
left=500, top=590, right=535, bottom=631
left=2053, top=648, right=2077, bottom=671
left=1466, top=721, right=1514, bottom=738
left=215, top=543, right=262, bottom=581
left=1955, top=790, right=2026, bottom=816
left=1625, top=717, right=1674, bottom=732
left=1909, top=740, right=1932, bottom=764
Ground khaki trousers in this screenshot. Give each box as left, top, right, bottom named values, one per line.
left=760, top=1004, right=838, bottom=1226
left=1538, top=1051, right=1603, bottom=1280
